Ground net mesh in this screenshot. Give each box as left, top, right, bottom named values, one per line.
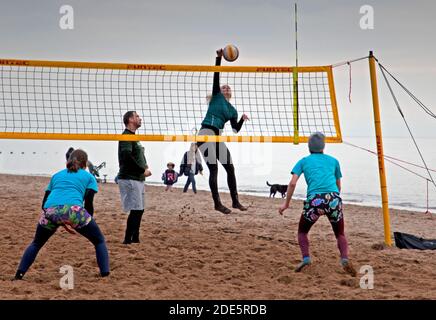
left=0, top=60, right=341, bottom=142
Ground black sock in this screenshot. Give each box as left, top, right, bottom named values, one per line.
left=124, top=212, right=137, bottom=243
left=131, top=210, right=144, bottom=242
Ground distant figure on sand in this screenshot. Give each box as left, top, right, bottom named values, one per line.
left=14, top=149, right=110, bottom=280
left=117, top=111, right=152, bottom=245
left=278, top=132, right=357, bottom=276
left=66, top=147, right=75, bottom=162
left=162, top=162, right=178, bottom=191
left=179, top=143, right=203, bottom=194
left=66, top=147, right=104, bottom=182
left=196, top=48, right=249, bottom=214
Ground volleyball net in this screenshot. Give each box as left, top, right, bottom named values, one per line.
left=0, top=59, right=341, bottom=143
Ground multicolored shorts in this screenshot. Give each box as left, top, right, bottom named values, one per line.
left=302, top=192, right=343, bottom=224
left=39, top=205, right=92, bottom=231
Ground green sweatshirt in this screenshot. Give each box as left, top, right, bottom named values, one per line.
left=117, top=129, right=148, bottom=181
left=201, top=93, right=238, bottom=130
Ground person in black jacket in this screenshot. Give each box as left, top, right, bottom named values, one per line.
left=179, top=143, right=203, bottom=194
left=196, top=49, right=249, bottom=214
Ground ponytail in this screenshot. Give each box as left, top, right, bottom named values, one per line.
left=66, top=149, right=88, bottom=173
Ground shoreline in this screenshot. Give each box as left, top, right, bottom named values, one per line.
left=3, top=172, right=433, bottom=214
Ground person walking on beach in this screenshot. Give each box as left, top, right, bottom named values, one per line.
left=197, top=48, right=249, bottom=214
left=179, top=143, right=203, bottom=194
left=14, top=149, right=110, bottom=280
left=117, top=111, right=151, bottom=245
left=278, top=132, right=357, bottom=276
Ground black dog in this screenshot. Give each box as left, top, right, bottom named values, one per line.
left=266, top=181, right=288, bottom=198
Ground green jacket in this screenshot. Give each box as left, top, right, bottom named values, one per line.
left=117, top=129, right=148, bottom=181
left=201, top=93, right=238, bottom=130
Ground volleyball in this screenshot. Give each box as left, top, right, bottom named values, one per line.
left=223, top=44, right=239, bottom=62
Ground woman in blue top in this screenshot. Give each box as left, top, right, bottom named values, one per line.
left=197, top=48, right=249, bottom=214
left=14, top=149, right=110, bottom=280
left=278, top=132, right=356, bottom=276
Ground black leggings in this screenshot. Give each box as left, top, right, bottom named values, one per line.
left=17, top=220, right=109, bottom=276
left=197, top=140, right=239, bottom=206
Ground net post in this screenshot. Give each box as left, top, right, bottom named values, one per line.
left=368, top=50, right=392, bottom=246
left=292, top=3, right=299, bottom=144
left=292, top=68, right=299, bottom=144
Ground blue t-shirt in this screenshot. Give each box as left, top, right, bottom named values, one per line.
left=44, top=168, right=98, bottom=208
left=291, top=153, right=342, bottom=197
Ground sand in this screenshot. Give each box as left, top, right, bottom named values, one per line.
left=0, top=174, right=435, bottom=300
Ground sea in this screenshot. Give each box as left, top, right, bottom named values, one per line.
left=1, top=136, right=435, bottom=212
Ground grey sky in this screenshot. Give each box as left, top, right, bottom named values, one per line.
left=1, top=0, right=435, bottom=137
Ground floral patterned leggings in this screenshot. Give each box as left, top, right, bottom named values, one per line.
left=17, top=205, right=109, bottom=277
left=298, top=193, right=349, bottom=260
left=38, top=205, right=92, bottom=230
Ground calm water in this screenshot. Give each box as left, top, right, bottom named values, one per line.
left=1, top=137, right=435, bottom=212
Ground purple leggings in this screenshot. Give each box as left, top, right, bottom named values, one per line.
left=297, top=215, right=349, bottom=259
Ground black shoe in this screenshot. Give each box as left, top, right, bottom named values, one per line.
left=131, top=238, right=140, bottom=243
left=232, top=202, right=248, bottom=211
left=13, top=271, right=24, bottom=280
left=122, top=239, right=132, bottom=245
left=215, top=204, right=232, bottom=214
left=101, top=272, right=110, bottom=277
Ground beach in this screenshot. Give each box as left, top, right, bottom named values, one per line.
left=0, top=173, right=435, bottom=300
